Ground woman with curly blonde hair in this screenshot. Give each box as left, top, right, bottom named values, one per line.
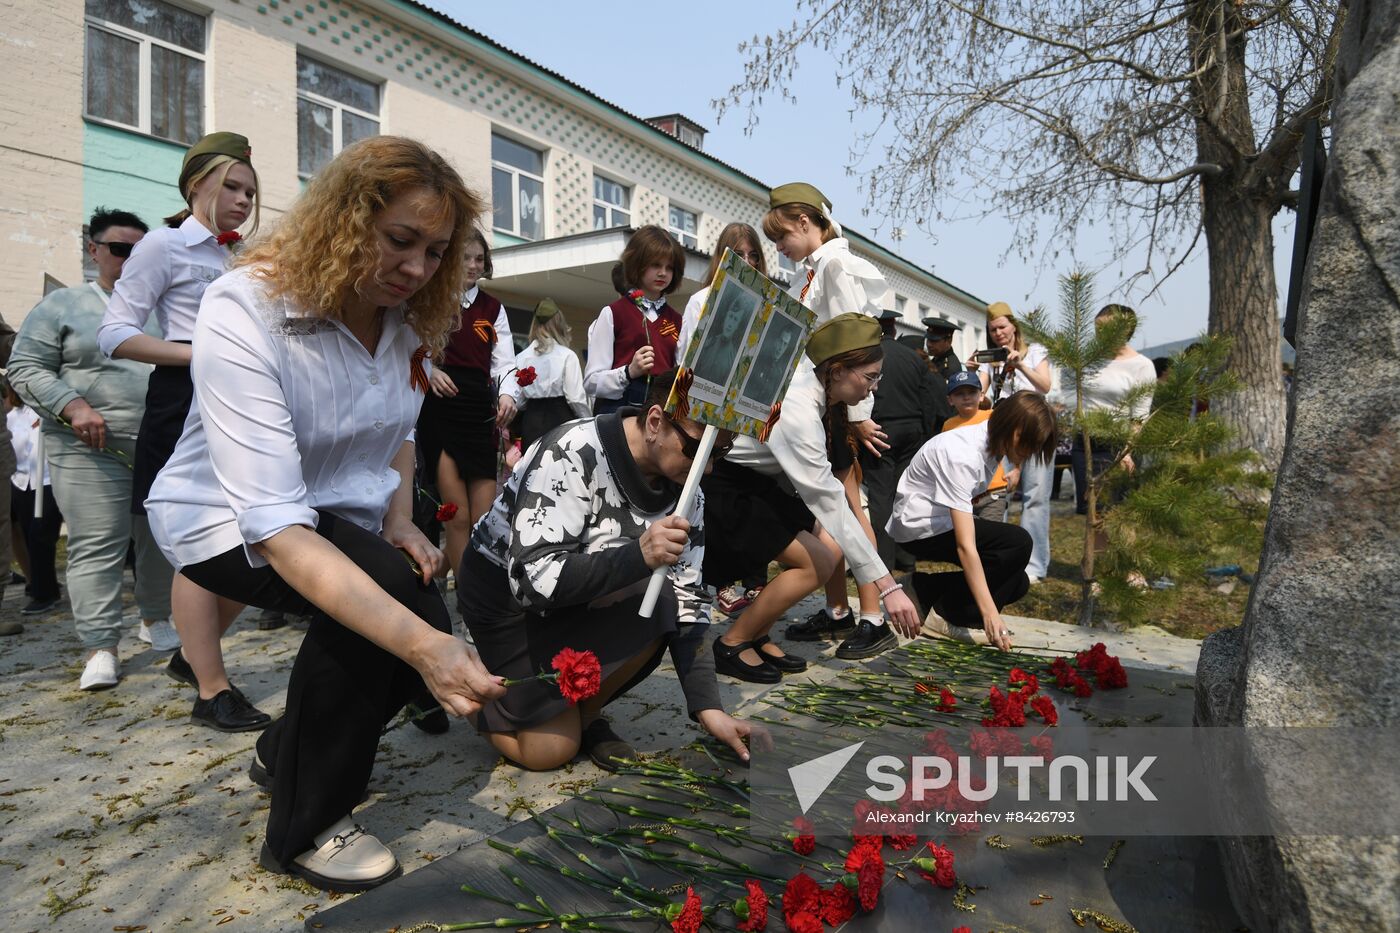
left=146, top=136, right=505, bottom=893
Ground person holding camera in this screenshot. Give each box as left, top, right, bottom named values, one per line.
left=974, top=303, right=1053, bottom=583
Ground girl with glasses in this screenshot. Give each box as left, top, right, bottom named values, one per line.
left=459, top=370, right=756, bottom=773
left=676, top=221, right=769, bottom=355
left=704, top=314, right=921, bottom=683
left=96, top=132, right=270, bottom=733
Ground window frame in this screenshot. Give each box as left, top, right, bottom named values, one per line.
left=82, top=0, right=207, bottom=145
left=491, top=132, right=547, bottom=241
left=667, top=203, right=699, bottom=250
left=591, top=173, right=631, bottom=230
left=295, top=53, right=381, bottom=179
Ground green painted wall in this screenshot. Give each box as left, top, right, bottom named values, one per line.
left=82, top=122, right=186, bottom=227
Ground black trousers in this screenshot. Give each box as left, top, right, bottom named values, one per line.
left=860, top=417, right=926, bottom=569
left=900, top=518, right=1032, bottom=627
left=1071, top=437, right=1118, bottom=515
left=11, top=484, right=62, bottom=601
left=181, top=511, right=448, bottom=866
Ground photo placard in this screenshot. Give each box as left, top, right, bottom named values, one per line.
left=670, top=249, right=815, bottom=439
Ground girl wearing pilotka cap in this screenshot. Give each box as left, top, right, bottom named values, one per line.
left=763, top=182, right=894, bottom=657
left=704, top=313, right=921, bottom=683
left=96, top=131, right=270, bottom=731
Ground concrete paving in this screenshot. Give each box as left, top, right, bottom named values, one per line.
left=0, top=573, right=1204, bottom=932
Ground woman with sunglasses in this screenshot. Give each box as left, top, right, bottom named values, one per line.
left=7, top=207, right=177, bottom=688
left=458, top=369, right=759, bottom=772
left=704, top=314, right=921, bottom=683
left=96, top=132, right=270, bottom=733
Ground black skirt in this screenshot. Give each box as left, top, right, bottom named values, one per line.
left=458, top=547, right=679, bottom=733
left=519, top=396, right=578, bottom=452
left=132, top=360, right=194, bottom=516
left=417, top=365, right=498, bottom=482
left=700, top=459, right=816, bottom=587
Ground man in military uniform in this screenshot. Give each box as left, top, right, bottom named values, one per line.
left=921, top=315, right=965, bottom=383
left=860, top=309, right=950, bottom=571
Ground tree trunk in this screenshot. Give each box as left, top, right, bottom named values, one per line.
left=1199, top=185, right=1288, bottom=470
left=1187, top=0, right=1289, bottom=471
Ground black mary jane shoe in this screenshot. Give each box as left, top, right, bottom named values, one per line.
left=784, top=608, right=857, bottom=642
left=192, top=688, right=273, bottom=733
left=712, top=638, right=782, bottom=684
left=753, top=635, right=807, bottom=673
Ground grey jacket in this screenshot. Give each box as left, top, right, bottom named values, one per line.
left=8, top=285, right=155, bottom=439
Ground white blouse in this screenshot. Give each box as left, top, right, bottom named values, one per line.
left=1069, top=353, right=1158, bottom=420
left=98, top=216, right=229, bottom=356
left=887, top=421, right=999, bottom=543
left=677, top=285, right=710, bottom=363
left=976, top=342, right=1051, bottom=397
left=7, top=406, right=49, bottom=490
left=583, top=300, right=673, bottom=401
left=792, top=238, right=885, bottom=422
left=514, top=340, right=591, bottom=419
left=723, top=367, right=887, bottom=584
left=145, top=266, right=425, bottom=570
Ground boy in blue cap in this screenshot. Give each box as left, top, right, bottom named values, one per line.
left=941, top=371, right=1013, bottom=518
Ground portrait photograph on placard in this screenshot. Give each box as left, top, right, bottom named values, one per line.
left=689, top=274, right=763, bottom=399
left=733, top=306, right=805, bottom=420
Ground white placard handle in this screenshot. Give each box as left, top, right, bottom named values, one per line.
left=638, top=423, right=717, bottom=618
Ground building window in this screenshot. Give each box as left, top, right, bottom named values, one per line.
left=492, top=134, right=545, bottom=240
left=83, top=0, right=206, bottom=145
left=668, top=205, right=698, bottom=249
left=918, top=303, right=930, bottom=321
left=895, top=295, right=907, bottom=317
left=592, top=176, right=631, bottom=229
left=296, top=55, right=379, bottom=178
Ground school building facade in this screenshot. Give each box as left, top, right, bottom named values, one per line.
left=1, top=0, right=988, bottom=354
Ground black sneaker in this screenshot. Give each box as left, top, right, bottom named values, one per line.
left=581, top=718, right=636, bottom=772
left=255, top=610, right=288, bottom=631
left=20, top=596, right=61, bottom=616
left=785, top=608, right=856, bottom=642
left=835, top=620, right=898, bottom=660
left=191, top=689, right=272, bottom=733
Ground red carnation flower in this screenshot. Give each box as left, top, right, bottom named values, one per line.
left=843, top=835, right=883, bottom=873
left=435, top=502, right=459, bottom=522
left=551, top=647, right=601, bottom=704
left=1031, top=694, right=1059, bottom=725
left=955, top=927, right=972, bottom=933
left=516, top=366, right=538, bottom=387
left=216, top=230, right=241, bottom=246
left=735, top=880, right=769, bottom=932
left=887, top=830, right=917, bottom=851
left=792, top=833, right=815, bottom=855
left=785, top=911, right=822, bottom=933
left=782, top=873, right=822, bottom=927
left=1030, top=734, right=1055, bottom=758
left=1009, top=667, right=1039, bottom=693
left=628, top=288, right=645, bottom=304
left=1096, top=657, right=1129, bottom=689
left=669, top=887, right=703, bottom=933
left=915, top=841, right=958, bottom=889
left=818, top=881, right=856, bottom=926
left=856, top=852, right=884, bottom=910
left=937, top=687, right=958, bottom=712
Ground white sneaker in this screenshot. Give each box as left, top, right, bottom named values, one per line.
left=1027, top=574, right=1044, bottom=586
left=138, top=619, right=181, bottom=652
left=282, top=816, right=401, bottom=892
left=80, top=650, right=120, bottom=690
left=919, top=611, right=989, bottom=646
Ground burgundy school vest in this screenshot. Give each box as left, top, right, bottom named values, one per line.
left=608, top=297, right=682, bottom=372
left=442, top=289, right=503, bottom=370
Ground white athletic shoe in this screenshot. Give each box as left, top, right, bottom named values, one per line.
left=138, top=619, right=181, bottom=652
left=80, top=650, right=120, bottom=690
left=919, top=611, right=989, bottom=646
left=282, top=816, right=401, bottom=892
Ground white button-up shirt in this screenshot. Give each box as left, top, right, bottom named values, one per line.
left=887, top=420, right=999, bottom=543
left=145, top=266, right=425, bottom=570
left=514, top=340, right=591, bottom=419
left=97, top=216, right=229, bottom=356
left=723, top=368, right=887, bottom=584
left=678, top=285, right=711, bottom=363
left=792, top=238, right=885, bottom=422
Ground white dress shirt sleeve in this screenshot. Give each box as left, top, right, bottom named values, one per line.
left=768, top=389, right=887, bottom=584
left=583, top=305, right=629, bottom=400
left=98, top=233, right=171, bottom=358
left=678, top=286, right=709, bottom=366
left=562, top=349, right=592, bottom=418
left=813, top=256, right=879, bottom=422
left=490, top=305, right=519, bottom=401
left=190, top=284, right=319, bottom=562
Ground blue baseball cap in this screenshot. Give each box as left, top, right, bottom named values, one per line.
left=946, top=371, right=982, bottom=395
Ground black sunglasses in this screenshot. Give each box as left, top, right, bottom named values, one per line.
left=663, top=415, right=733, bottom=462
left=94, top=240, right=134, bottom=258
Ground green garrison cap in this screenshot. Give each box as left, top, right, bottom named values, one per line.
left=806, top=312, right=882, bottom=367
left=179, top=132, right=252, bottom=196
left=770, top=182, right=831, bottom=213
left=986, top=301, right=1014, bottom=322
left=533, top=298, right=561, bottom=321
